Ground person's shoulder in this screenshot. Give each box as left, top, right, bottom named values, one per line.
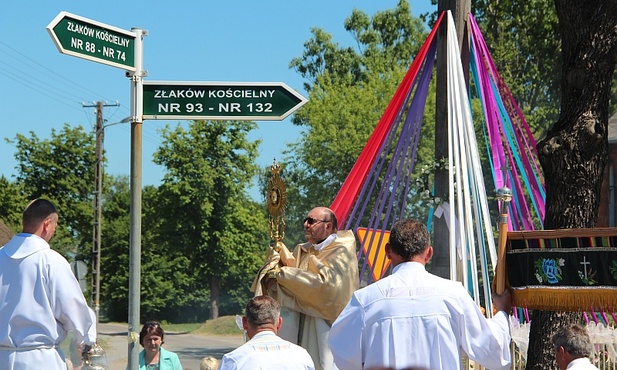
left=345, top=277, right=387, bottom=306
left=423, top=271, right=475, bottom=300
left=41, top=248, right=72, bottom=268
left=288, top=342, right=315, bottom=364
left=330, top=230, right=356, bottom=249
left=422, top=269, right=464, bottom=289
left=1, top=234, right=54, bottom=259
left=295, top=241, right=311, bottom=251
left=218, top=352, right=239, bottom=370
left=336, top=230, right=355, bottom=240
left=288, top=340, right=310, bottom=352
left=160, top=347, right=180, bottom=358
left=219, top=345, right=246, bottom=370
left=220, top=341, right=248, bottom=359
left=45, top=247, right=69, bottom=258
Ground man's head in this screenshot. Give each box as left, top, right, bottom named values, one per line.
left=22, top=199, right=58, bottom=242
left=552, top=324, right=593, bottom=370
left=303, top=206, right=338, bottom=244
left=386, top=219, right=432, bottom=266
left=242, top=295, right=282, bottom=339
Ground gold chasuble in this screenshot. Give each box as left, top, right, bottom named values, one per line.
left=252, top=230, right=358, bottom=370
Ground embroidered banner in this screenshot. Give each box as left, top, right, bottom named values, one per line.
left=506, top=228, right=617, bottom=311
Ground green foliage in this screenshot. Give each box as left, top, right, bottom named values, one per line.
left=141, top=184, right=200, bottom=321
left=424, top=0, right=561, bottom=137
left=152, top=120, right=268, bottom=319
left=6, top=124, right=95, bottom=256
left=290, top=0, right=426, bottom=92
left=99, top=175, right=215, bottom=323
left=611, top=71, right=617, bottom=115
left=284, top=0, right=430, bottom=226
left=99, top=175, right=131, bottom=321
left=0, top=175, right=26, bottom=231
left=472, top=0, right=561, bottom=136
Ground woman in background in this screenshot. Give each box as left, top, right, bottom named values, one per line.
left=138, top=321, right=183, bottom=370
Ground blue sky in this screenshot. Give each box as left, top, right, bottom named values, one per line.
left=0, top=1, right=433, bottom=199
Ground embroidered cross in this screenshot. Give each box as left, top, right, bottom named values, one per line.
left=580, top=256, right=590, bottom=279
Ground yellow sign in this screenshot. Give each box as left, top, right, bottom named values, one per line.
left=356, top=227, right=391, bottom=281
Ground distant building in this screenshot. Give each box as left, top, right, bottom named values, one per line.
left=597, top=112, right=617, bottom=226
left=0, top=219, right=14, bottom=246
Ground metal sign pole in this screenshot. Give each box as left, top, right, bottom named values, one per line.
left=127, top=27, right=146, bottom=370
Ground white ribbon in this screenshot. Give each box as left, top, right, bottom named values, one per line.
left=433, top=202, right=462, bottom=260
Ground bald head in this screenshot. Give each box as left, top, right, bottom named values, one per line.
left=303, top=207, right=338, bottom=244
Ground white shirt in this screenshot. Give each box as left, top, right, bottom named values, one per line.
left=329, top=262, right=511, bottom=370
left=0, top=233, right=96, bottom=370
left=567, top=357, right=600, bottom=369
left=312, top=233, right=337, bottom=251
left=219, top=331, right=315, bottom=370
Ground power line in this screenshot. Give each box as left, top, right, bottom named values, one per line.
left=0, top=66, right=86, bottom=111
left=0, top=40, right=109, bottom=101
left=0, top=68, right=84, bottom=112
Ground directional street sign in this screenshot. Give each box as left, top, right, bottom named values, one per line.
left=47, top=11, right=136, bottom=71
left=142, top=81, right=308, bottom=121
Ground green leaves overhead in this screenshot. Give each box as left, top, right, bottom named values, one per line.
left=152, top=120, right=267, bottom=319
left=282, top=0, right=429, bottom=231
left=6, top=124, right=95, bottom=255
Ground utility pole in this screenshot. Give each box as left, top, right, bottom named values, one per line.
left=432, top=0, right=471, bottom=279
left=83, top=100, right=120, bottom=324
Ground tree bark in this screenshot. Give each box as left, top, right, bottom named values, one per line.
left=210, top=275, right=220, bottom=319
left=529, top=1, right=617, bottom=368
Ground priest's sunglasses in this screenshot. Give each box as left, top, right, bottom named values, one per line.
left=304, top=216, right=329, bottom=225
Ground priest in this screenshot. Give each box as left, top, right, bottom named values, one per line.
left=253, top=206, right=358, bottom=370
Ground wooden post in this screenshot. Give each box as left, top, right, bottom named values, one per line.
left=432, top=0, right=471, bottom=279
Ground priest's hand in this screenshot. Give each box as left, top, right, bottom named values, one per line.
left=266, top=266, right=280, bottom=279
left=492, top=288, right=512, bottom=315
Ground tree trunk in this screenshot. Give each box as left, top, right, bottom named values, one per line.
left=210, top=275, right=220, bottom=319
left=529, top=1, right=617, bottom=368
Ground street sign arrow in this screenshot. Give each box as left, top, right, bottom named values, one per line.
left=46, top=11, right=137, bottom=71
left=142, top=81, right=308, bottom=121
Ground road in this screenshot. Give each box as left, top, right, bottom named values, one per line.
left=97, top=322, right=245, bottom=370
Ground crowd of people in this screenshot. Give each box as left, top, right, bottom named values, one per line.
left=0, top=200, right=601, bottom=369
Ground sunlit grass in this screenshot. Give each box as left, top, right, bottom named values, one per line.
left=191, top=315, right=243, bottom=336
left=100, top=316, right=243, bottom=336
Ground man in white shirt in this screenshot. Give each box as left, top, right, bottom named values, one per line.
left=219, top=295, right=315, bottom=370
left=329, top=218, right=512, bottom=370
left=0, top=199, right=97, bottom=369
left=553, top=324, right=599, bottom=370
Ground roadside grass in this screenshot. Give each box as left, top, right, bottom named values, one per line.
left=191, top=315, right=243, bottom=336
left=104, top=316, right=242, bottom=335
left=158, top=316, right=241, bottom=335
left=161, top=322, right=202, bottom=333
